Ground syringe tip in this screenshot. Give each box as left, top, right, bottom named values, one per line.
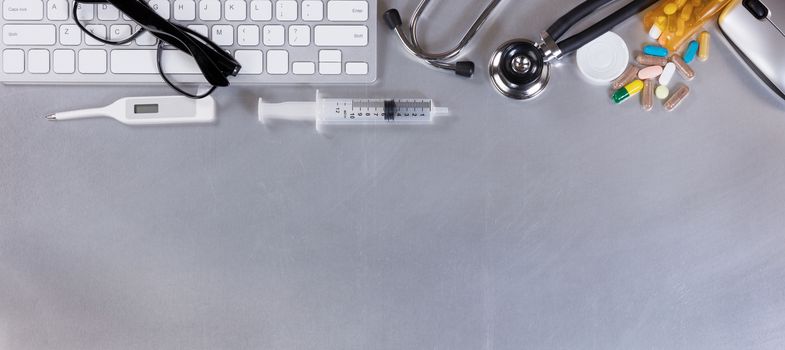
left=45, top=114, right=57, bottom=121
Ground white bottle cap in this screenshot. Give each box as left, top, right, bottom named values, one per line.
left=576, top=31, right=630, bottom=85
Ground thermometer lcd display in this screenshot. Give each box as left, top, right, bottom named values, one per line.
left=134, top=104, right=159, bottom=114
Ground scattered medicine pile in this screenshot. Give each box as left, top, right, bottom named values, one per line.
left=608, top=0, right=731, bottom=112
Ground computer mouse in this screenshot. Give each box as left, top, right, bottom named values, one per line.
left=719, top=0, right=785, bottom=101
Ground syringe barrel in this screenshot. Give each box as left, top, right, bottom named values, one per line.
left=316, top=98, right=441, bottom=125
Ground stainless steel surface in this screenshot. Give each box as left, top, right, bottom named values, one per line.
left=3, top=0, right=785, bottom=349
left=388, top=0, right=501, bottom=72
left=719, top=0, right=785, bottom=99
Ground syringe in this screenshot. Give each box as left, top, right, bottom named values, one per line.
left=258, top=91, right=449, bottom=130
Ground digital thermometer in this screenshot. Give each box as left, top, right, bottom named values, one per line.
left=46, top=96, right=216, bottom=125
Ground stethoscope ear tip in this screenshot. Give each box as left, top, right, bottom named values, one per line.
left=383, top=9, right=402, bottom=29
left=454, top=61, right=475, bottom=78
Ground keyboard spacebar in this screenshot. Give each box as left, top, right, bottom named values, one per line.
left=111, top=50, right=201, bottom=74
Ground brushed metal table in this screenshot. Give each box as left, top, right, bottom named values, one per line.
left=2, top=1, right=784, bottom=349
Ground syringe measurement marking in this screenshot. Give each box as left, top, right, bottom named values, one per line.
left=348, top=100, right=431, bottom=120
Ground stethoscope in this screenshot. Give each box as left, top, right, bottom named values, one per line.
left=384, top=0, right=503, bottom=78
left=386, top=0, right=659, bottom=99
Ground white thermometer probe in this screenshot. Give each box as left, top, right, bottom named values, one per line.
left=46, top=96, right=216, bottom=125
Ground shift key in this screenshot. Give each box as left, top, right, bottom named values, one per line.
left=3, top=25, right=56, bottom=45
left=314, top=25, right=368, bottom=46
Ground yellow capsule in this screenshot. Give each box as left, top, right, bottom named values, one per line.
left=657, top=16, right=668, bottom=27
left=680, top=4, right=693, bottom=21
left=612, top=80, right=645, bottom=104
left=677, top=18, right=686, bottom=36
left=698, top=31, right=710, bottom=61
left=664, top=3, right=679, bottom=15
left=676, top=0, right=688, bottom=8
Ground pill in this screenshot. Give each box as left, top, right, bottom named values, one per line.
left=657, top=16, right=668, bottom=27
left=664, top=3, right=679, bottom=15
left=675, top=0, right=687, bottom=7
left=659, top=62, right=677, bottom=85
left=680, top=4, right=693, bottom=21
left=637, top=54, right=669, bottom=66
left=638, top=65, right=664, bottom=80
left=683, top=40, right=699, bottom=63
left=664, top=84, right=690, bottom=111
left=649, top=23, right=663, bottom=39
left=611, top=64, right=640, bottom=90
left=642, top=79, right=654, bottom=111
left=655, top=85, right=670, bottom=100
left=671, top=54, right=695, bottom=80
left=643, top=45, right=669, bottom=57
left=676, top=18, right=686, bottom=36
left=612, top=79, right=645, bottom=104
left=658, top=35, right=668, bottom=47
left=698, top=31, right=710, bottom=61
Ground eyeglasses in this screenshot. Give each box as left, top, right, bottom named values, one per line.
left=73, top=0, right=242, bottom=98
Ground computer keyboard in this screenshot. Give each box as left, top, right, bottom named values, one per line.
left=0, top=0, right=377, bottom=85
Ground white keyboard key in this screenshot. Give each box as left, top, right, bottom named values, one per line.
left=319, top=62, right=340, bottom=75
left=173, top=0, right=196, bottom=21
left=199, top=0, right=220, bottom=21
left=234, top=50, right=262, bottom=74
left=328, top=1, right=368, bottom=21
left=46, top=0, right=68, bottom=20
left=28, top=49, right=49, bottom=73
left=78, top=49, right=107, bottom=74
left=149, top=0, right=171, bottom=20
left=84, top=25, right=106, bottom=46
left=319, top=49, right=341, bottom=62
left=314, top=25, right=368, bottom=46
left=276, top=1, right=297, bottom=21
left=97, top=4, right=119, bottom=20
left=161, top=49, right=202, bottom=74
left=111, top=50, right=155, bottom=73
left=250, top=0, right=272, bottom=21
left=110, top=25, right=133, bottom=43
left=262, top=25, right=284, bottom=46
left=2, top=49, right=24, bottom=73
left=187, top=24, right=208, bottom=37
left=59, top=24, right=81, bottom=45
left=266, top=50, right=288, bottom=74
left=52, top=49, right=74, bottom=73
left=2, top=24, right=56, bottom=46
left=346, top=62, right=368, bottom=75
left=237, top=25, right=260, bottom=46
left=211, top=25, right=233, bottom=46
left=111, top=49, right=202, bottom=74
left=292, top=61, right=314, bottom=75
left=135, top=31, right=157, bottom=46
left=302, top=1, right=323, bottom=21
left=3, top=0, right=44, bottom=20
left=75, top=3, right=94, bottom=20
left=110, top=49, right=157, bottom=74
left=224, top=0, right=246, bottom=21
left=288, top=25, right=310, bottom=46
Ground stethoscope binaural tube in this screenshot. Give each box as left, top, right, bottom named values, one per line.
left=490, top=0, right=659, bottom=100
left=384, top=0, right=503, bottom=78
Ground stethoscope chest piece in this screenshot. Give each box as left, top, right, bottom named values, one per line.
left=489, top=40, right=550, bottom=100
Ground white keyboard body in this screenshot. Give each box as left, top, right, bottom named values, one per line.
left=0, top=0, right=377, bottom=85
